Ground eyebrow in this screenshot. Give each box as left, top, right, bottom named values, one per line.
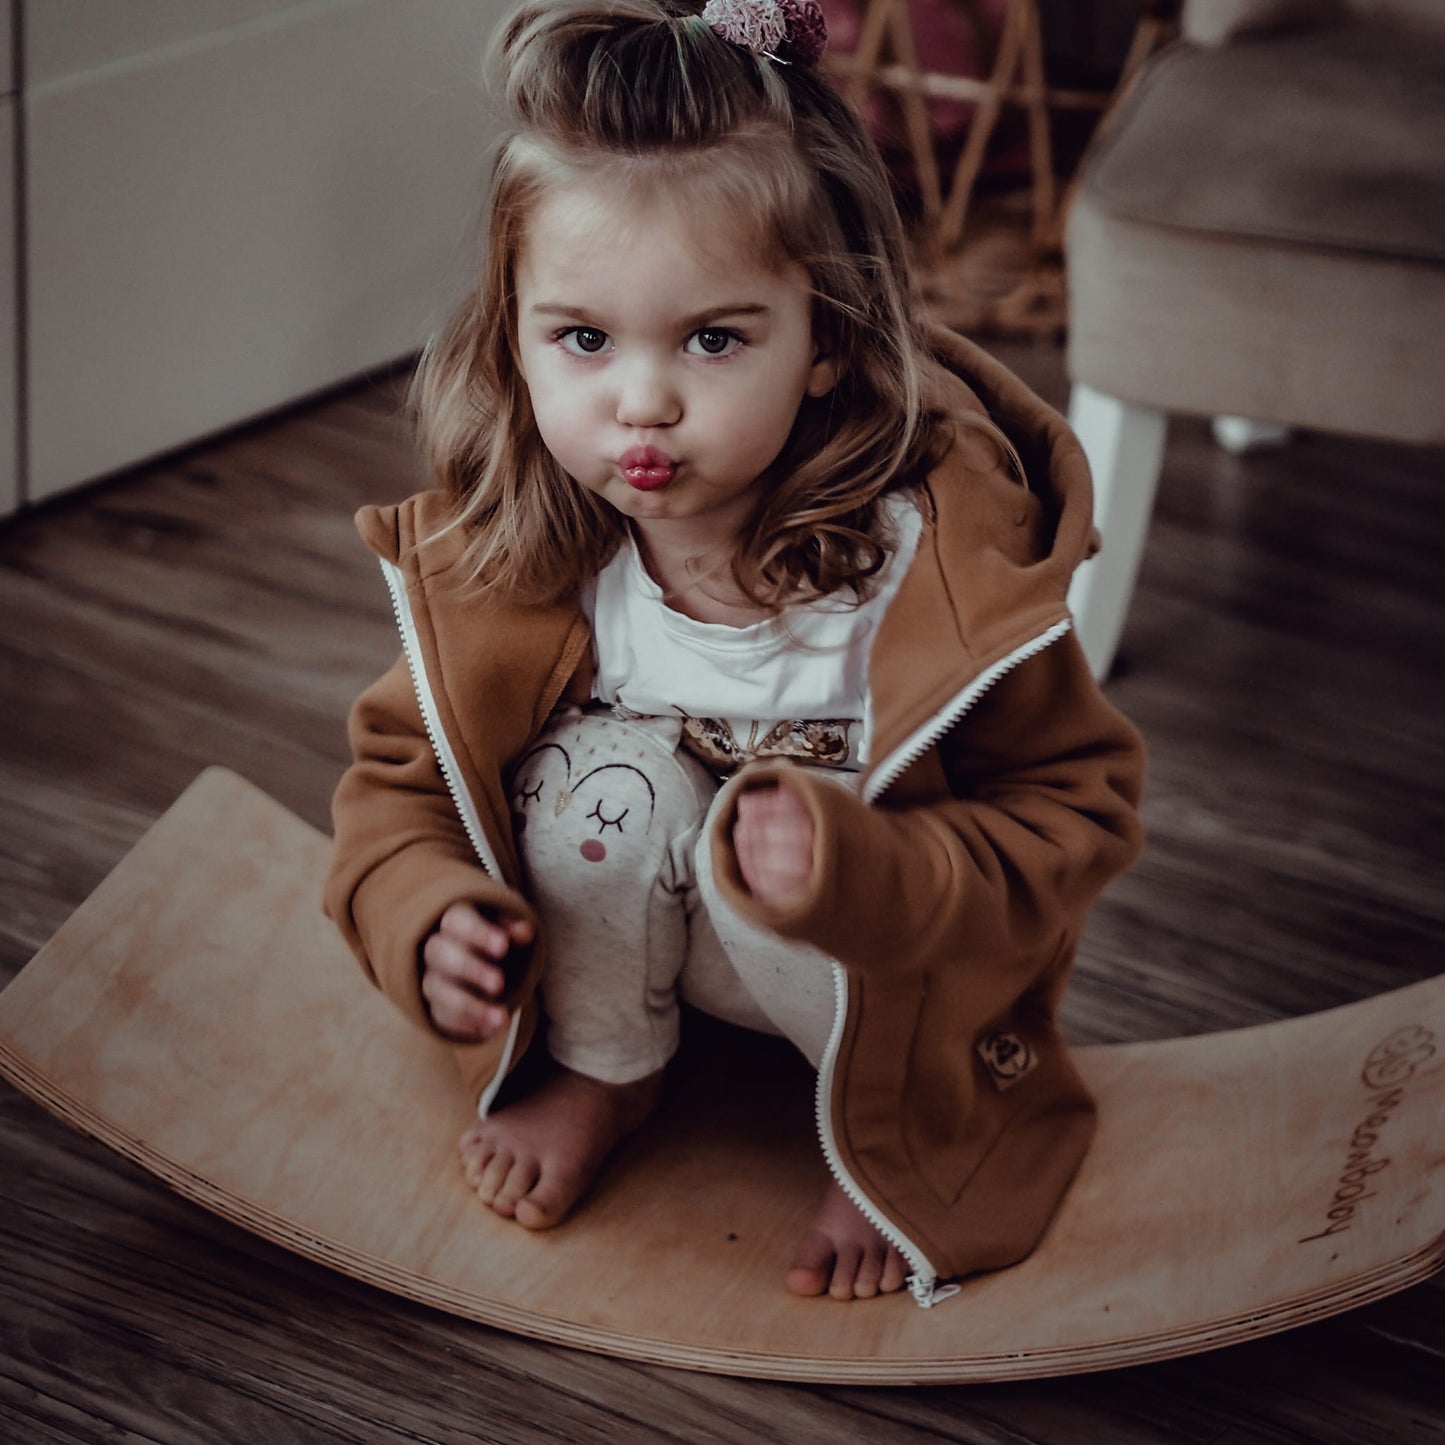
left=529, top=303, right=772, bottom=327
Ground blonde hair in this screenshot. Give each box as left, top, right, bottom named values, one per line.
left=415, top=0, right=979, bottom=608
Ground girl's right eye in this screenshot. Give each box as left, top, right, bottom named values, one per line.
left=558, top=327, right=611, bottom=356
left=687, top=327, right=743, bottom=358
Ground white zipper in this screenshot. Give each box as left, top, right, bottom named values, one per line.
left=379, top=557, right=522, bottom=1118
left=813, top=961, right=962, bottom=1309
left=382, top=549, right=1070, bottom=1294
left=864, top=619, right=1074, bottom=805
left=812, top=616, right=1074, bottom=1308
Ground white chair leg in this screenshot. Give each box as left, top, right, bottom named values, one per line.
left=1065, top=384, right=1168, bottom=680
left=1212, top=415, right=1292, bottom=455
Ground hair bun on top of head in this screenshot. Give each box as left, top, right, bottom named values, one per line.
left=699, top=0, right=828, bottom=66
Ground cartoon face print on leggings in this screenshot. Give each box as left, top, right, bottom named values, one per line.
left=509, top=740, right=659, bottom=866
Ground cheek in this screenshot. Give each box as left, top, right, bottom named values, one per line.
left=528, top=382, right=593, bottom=474
left=722, top=381, right=807, bottom=468
left=579, top=839, right=606, bottom=862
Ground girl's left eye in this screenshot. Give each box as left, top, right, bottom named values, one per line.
left=686, top=328, right=742, bottom=358
left=558, top=327, right=611, bottom=355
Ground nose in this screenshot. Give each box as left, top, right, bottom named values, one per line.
left=615, top=355, right=681, bottom=428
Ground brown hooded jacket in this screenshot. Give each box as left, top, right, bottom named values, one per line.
left=324, top=328, right=1146, bottom=1305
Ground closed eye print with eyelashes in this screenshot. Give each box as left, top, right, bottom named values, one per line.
left=508, top=736, right=661, bottom=863
left=510, top=742, right=567, bottom=818
left=586, top=800, right=629, bottom=833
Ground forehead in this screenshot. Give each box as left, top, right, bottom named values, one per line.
left=517, top=168, right=792, bottom=296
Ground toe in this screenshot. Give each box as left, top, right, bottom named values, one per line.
left=513, top=1161, right=585, bottom=1231
left=828, top=1242, right=866, bottom=1301
left=879, top=1246, right=909, bottom=1296
left=457, top=1122, right=486, bottom=1167
left=785, top=1230, right=834, bottom=1297
left=459, top=1131, right=495, bottom=1192
left=475, top=1149, right=516, bottom=1208
left=852, top=1245, right=885, bottom=1300
left=512, top=1194, right=558, bottom=1231
left=490, top=1153, right=541, bottom=1218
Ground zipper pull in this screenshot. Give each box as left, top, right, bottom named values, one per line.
left=908, top=1274, right=963, bottom=1309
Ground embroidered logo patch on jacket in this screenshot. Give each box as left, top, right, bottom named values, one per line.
left=977, top=1030, right=1037, bottom=1091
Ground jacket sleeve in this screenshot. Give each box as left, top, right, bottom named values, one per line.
left=707, top=630, right=1144, bottom=986
left=323, top=654, right=537, bottom=1032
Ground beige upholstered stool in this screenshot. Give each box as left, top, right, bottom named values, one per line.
left=1064, top=0, right=1445, bottom=676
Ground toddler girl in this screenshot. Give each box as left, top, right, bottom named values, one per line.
left=325, top=0, right=1145, bottom=1306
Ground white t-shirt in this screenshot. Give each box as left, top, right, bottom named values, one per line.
left=581, top=495, right=923, bottom=779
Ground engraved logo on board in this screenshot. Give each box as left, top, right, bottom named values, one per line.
left=1361, top=1025, right=1437, bottom=1089
left=1298, top=1024, right=1437, bottom=1246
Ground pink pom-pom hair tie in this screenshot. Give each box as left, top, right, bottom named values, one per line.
left=701, top=0, right=828, bottom=67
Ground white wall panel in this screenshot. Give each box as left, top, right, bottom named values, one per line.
left=26, top=0, right=503, bottom=500
left=1, top=0, right=13, bottom=95
left=26, top=0, right=298, bottom=85
left=0, top=99, right=15, bottom=514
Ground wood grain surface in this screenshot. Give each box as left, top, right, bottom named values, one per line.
left=1, top=345, right=1441, bottom=1440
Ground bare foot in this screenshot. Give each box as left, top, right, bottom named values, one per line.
left=787, top=1181, right=910, bottom=1300
left=457, top=1064, right=660, bottom=1230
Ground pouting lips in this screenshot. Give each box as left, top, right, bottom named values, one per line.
left=620, top=446, right=678, bottom=491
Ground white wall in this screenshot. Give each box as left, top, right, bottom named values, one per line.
left=23, top=0, right=505, bottom=504
left=26, top=0, right=299, bottom=82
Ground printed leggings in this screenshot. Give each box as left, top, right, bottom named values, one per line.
left=508, top=706, right=837, bottom=1083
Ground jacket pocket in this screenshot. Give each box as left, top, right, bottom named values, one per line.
left=899, top=975, right=1010, bottom=1206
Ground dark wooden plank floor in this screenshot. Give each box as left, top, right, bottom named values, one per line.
left=1, top=341, right=1441, bottom=1443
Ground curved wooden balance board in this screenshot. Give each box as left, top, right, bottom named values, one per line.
left=0, top=769, right=1440, bottom=1383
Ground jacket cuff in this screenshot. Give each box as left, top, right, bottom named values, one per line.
left=708, top=762, right=865, bottom=943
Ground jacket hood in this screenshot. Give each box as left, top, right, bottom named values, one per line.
left=356, top=488, right=464, bottom=572
left=922, top=323, right=1097, bottom=585
left=861, top=326, right=1094, bottom=786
